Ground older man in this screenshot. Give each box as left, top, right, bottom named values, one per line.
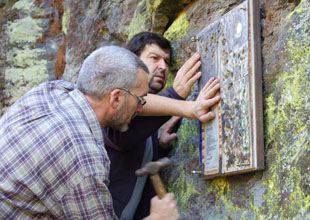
left=0, top=46, right=181, bottom=220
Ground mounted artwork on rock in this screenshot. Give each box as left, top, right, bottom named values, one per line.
left=196, top=0, right=264, bottom=179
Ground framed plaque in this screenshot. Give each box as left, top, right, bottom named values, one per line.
left=197, top=0, right=264, bottom=179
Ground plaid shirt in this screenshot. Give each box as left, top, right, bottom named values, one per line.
left=0, top=81, right=118, bottom=220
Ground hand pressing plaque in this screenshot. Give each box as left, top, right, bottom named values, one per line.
left=196, top=0, right=264, bottom=179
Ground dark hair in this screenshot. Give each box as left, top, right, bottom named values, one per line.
left=126, top=32, right=173, bottom=60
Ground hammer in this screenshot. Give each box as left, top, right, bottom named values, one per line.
left=135, top=157, right=171, bottom=199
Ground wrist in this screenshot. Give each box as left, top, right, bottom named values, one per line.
left=172, top=85, right=186, bottom=99
left=183, top=100, right=196, bottom=119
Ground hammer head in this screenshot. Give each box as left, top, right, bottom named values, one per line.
left=136, top=157, right=171, bottom=176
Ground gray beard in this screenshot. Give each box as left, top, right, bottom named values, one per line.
left=108, top=100, right=130, bottom=132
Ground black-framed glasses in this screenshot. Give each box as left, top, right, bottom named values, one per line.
left=118, top=87, right=147, bottom=106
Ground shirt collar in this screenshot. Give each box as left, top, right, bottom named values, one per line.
left=69, top=88, right=104, bottom=146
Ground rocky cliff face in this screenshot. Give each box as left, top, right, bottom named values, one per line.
left=1, top=0, right=309, bottom=219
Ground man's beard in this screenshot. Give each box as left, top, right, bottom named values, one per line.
left=148, top=69, right=166, bottom=94
left=107, top=100, right=133, bottom=132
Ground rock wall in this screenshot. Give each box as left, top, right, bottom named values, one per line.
left=1, top=0, right=309, bottom=219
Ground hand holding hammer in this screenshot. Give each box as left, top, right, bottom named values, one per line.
left=135, top=157, right=171, bottom=199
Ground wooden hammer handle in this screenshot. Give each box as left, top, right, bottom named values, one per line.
left=150, top=174, right=167, bottom=199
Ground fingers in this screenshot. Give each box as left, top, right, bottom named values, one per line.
left=199, top=96, right=220, bottom=121
left=164, top=193, right=179, bottom=220
left=203, top=95, right=221, bottom=108
left=171, top=116, right=181, bottom=123
left=163, top=192, right=175, bottom=200
left=151, top=193, right=174, bottom=202
left=173, top=53, right=202, bottom=98
left=183, top=60, right=201, bottom=79
left=159, top=131, right=177, bottom=148
left=204, top=84, right=220, bottom=99
left=166, top=116, right=181, bottom=130
left=150, top=193, right=179, bottom=220
left=151, top=195, right=160, bottom=202
left=175, top=53, right=201, bottom=83
left=167, top=133, right=178, bottom=142
left=180, top=53, right=201, bottom=73
left=179, top=57, right=201, bottom=83
left=199, top=112, right=216, bottom=123
left=187, top=71, right=201, bottom=87
left=202, top=77, right=216, bottom=91
left=198, top=79, right=220, bottom=100
left=201, top=77, right=219, bottom=93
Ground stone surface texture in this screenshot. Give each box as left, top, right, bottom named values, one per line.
left=1, top=0, right=309, bottom=219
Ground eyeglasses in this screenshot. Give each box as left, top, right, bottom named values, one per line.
left=118, top=87, right=147, bottom=106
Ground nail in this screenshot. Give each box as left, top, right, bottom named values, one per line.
left=191, top=170, right=202, bottom=174
left=191, top=36, right=199, bottom=42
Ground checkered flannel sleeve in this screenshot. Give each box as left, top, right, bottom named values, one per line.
left=60, top=176, right=118, bottom=220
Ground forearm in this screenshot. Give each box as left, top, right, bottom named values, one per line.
left=140, top=94, right=195, bottom=118
left=140, top=78, right=221, bottom=123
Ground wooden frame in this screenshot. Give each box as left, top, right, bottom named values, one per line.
left=196, top=0, right=264, bottom=180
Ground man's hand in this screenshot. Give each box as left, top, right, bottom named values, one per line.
left=144, top=193, right=180, bottom=220
left=192, top=77, right=221, bottom=122
left=173, top=53, right=202, bottom=99
left=196, top=77, right=220, bottom=101
left=158, top=116, right=181, bottom=149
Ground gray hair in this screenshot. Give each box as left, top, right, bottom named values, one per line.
left=77, top=45, right=149, bottom=99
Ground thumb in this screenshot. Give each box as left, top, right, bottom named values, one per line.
left=166, top=116, right=181, bottom=129
left=167, top=133, right=178, bottom=142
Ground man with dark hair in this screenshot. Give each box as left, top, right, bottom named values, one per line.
left=103, top=32, right=220, bottom=219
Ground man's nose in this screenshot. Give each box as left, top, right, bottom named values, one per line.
left=158, top=59, right=167, bottom=70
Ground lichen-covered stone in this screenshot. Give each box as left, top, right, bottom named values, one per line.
left=163, top=0, right=310, bottom=219
left=0, top=0, right=65, bottom=115
left=263, top=1, right=310, bottom=218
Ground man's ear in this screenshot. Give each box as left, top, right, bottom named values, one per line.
left=109, top=89, right=122, bottom=109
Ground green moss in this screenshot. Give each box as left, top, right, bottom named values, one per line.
left=146, top=0, right=163, bottom=28
left=167, top=165, right=200, bottom=216
left=263, top=1, right=310, bottom=218
left=5, top=47, right=48, bottom=84
left=137, top=0, right=310, bottom=218
left=177, top=119, right=199, bottom=155
left=146, top=0, right=163, bottom=14
left=168, top=0, right=310, bottom=218
left=7, top=47, right=46, bottom=67
left=4, top=0, right=48, bottom=103
left=287, top=0, right=307, bottom=19
left=167, top=118, right=200, bottom=217
left=150, top=0, right=163, bottom=11
left=164, top=12, right=189, bottom=41
left=7, top=0, right=44, bottom=44
left=7, top=16, right=43, bottom=44
left=62, top=8, right=70, bottom=35
left=126, top=0, right=149, bottom=39
left=5, top=65, right=48, bottom=84
left=13, top=0, right=44, bottom=15
left=206, top=178, right=248, bottom=218
left=126, top=0, right=167, bottom=38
